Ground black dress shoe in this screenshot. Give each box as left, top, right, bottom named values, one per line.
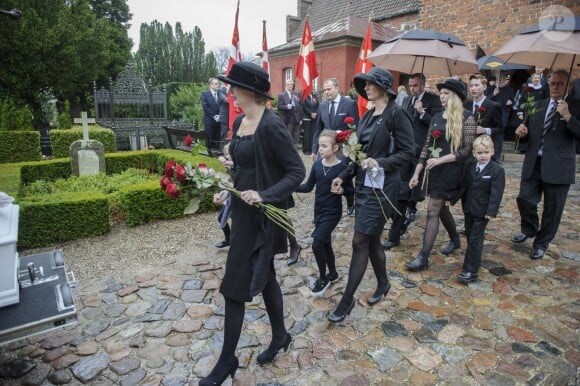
left=405, top=254, right=429, bottom=271
left=511, top=233, right=529, bottom=243
left=456, top=271, right=478, bottom=283
left=531, top=247, right=545, bottom=260
left=327, top=300, right=355, bottom=323
left=257, top=333, right=292, bottom=365
left=441, top=240, right=460, bottom=255
left=367, top=282, right=391, bottom=305
left=287, top=246, right=302, bottom=266
left=383, top=240, right=400, bottom=250
left=347, top=206, right=355, bottom=216
left=214, top=240, right=230, bottom=248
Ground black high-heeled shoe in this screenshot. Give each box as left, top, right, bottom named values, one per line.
left=199, top=357, right=238, bottom=386
left=287, top=246, right=302, bottom=266
left=367, top=282, right=391, bottom=305
left=405, top=254, right=429, bottom=271
left=257, top=333, right=292, bottom=365
left=327, top=300, right=355, bottom=323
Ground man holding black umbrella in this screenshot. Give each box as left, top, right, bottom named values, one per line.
left=511, top=70, right=580, bottom=259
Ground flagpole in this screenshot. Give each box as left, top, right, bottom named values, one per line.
left=226, top=0, right=242, bottom=140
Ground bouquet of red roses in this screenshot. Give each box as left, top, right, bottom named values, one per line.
left=161, top=160, right=296, bottom=235
left=160, top=160, right=218, bottom=214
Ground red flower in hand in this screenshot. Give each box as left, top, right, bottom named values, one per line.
left=523, top=86, right=535, bottom=94
left=335, top=130, right=352, bottom=143
left=432, top=130, right=442, bottom=139
left=160, top=176, right=172, bottom=189
left=165, top=182, right=181, bottom=198
left=477, top=106, right=486, bottom=114
left=164, top=160, right=176, bottom=178
left=175, top=164, right=187, bottom=183
left=344, top=116, right=355, bottom=126
left=184, top=134, right=193, bottom=147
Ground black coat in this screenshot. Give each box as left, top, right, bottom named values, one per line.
left=464, top=97, right=503, bottom=137
left=462, top=161, right=505, bottom=217
left=519, top=97, right=580, bottom=185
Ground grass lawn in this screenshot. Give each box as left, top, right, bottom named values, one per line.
left=0, top=163, right=20, bottom=197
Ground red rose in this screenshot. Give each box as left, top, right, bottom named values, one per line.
left=164, top=160, right=176, bottom=178
left=344, top=116, right=355, bottom=125
left=335, top=130, right=352, bottom=143
left=523, top=86, right=535, bottom=93
left=175, top=164, right=187, bottom=183
left=184, top=134, right=193, bottom=147
left=432, top=130, right=442, bottom=139
left=165, top=182, right=181, bottom=198
left=477, top=106, right=486, bottom=114
left=160, top=176, right=172, bottom=189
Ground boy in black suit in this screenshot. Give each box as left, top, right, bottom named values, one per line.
left=458, top=135, right=505, bottom=283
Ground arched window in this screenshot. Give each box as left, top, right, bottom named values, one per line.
left=284, top=68, right=294, bottom=83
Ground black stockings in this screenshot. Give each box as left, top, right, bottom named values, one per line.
left=419, top=198, right=459, bottom=257
left=335, top=231, right=387, bottom=313
left=312, top=238, right=337, bottom=279
left=217, top=272, right=286, bottom=363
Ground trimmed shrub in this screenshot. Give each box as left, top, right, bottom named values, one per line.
left=0, top=98, right=34, bottom=131
left=50, top=127, right=116, bottom=158
left=0, top=131, right=41, bottom=163
left=20, top=158, right=71, bottom=186
left=17, top=192, right=110, bottom=248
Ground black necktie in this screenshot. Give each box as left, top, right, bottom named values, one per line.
left=408, top=96, right=416, bottom=114
left=475, top=166, right=481, bottom=175
left=474, top=103, right=479, bottom=114
left=329, top=101, right=336, bottom=126
left=213, top=92, right=218, bottom=103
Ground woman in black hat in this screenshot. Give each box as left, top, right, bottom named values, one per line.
left=405, top=78, right=478, bottom=272
left=201, top=62, right=305, bottom=385
left=327, top=67, right=415, bottom=322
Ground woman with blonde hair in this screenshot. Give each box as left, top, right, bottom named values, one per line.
left=405, top=78, right=477, bottom=272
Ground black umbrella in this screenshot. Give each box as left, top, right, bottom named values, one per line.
left=477, top=55, right=530, bottom=71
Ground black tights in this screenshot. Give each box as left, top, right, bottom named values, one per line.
left=312, top=238, right=337, bottom=279
left=335, top=231, right=388, bottom=313
left=217, top=271, right=287, bottom=364
left=419, top=198, right=459, bottom=257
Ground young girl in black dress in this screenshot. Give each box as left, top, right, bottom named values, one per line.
left=296, top=129, right=352, bottom=297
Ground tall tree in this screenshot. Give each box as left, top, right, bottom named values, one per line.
left=134, top=21, right=218, bottom=86
left=0, top=0, right=132, bottom=126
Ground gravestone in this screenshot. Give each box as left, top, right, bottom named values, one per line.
left=70, top=112, right=106, bottom=176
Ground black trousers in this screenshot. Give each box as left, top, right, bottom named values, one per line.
left=463, top=214, right=488, bottom=273
left=516, top=158, right=570, bottom=249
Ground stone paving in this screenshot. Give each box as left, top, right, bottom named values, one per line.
left=1, top=155, right=579, bottom=385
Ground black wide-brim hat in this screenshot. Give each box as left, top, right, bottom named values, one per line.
left=354, top=67, right=397, bottom=100
left=436, top=78, right=467, bottom=101
left=218, top=62, right=273, bottom=100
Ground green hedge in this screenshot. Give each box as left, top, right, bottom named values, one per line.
left=50, top=126, right=116, bottom=158
left=17, top=192, right=110, bottom=248
left=119, top=180, right=218, bottom=227
left=0, top=131, right=41, bottom=163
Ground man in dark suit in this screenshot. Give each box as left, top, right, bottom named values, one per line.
left=277, top=79, right=302, bottom=146
left=491, top=74, right=516, bottom=140
left=201, top=77, right=223, bottom=154
left=300, top=91, right=319, bottom=155
left=458, top=135, right=505, bottom=282
left=511, top=69, right=580, bottom=259
left=311, top=78, right=359, bottom=155
left=312, top=77, right=359, bottom=214
left=464, top=74, right=503, bottom=162
left=384, top=73, right=443, bottom=249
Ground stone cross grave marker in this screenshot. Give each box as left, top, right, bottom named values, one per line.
left=70, top=112, right=106, bottom=176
